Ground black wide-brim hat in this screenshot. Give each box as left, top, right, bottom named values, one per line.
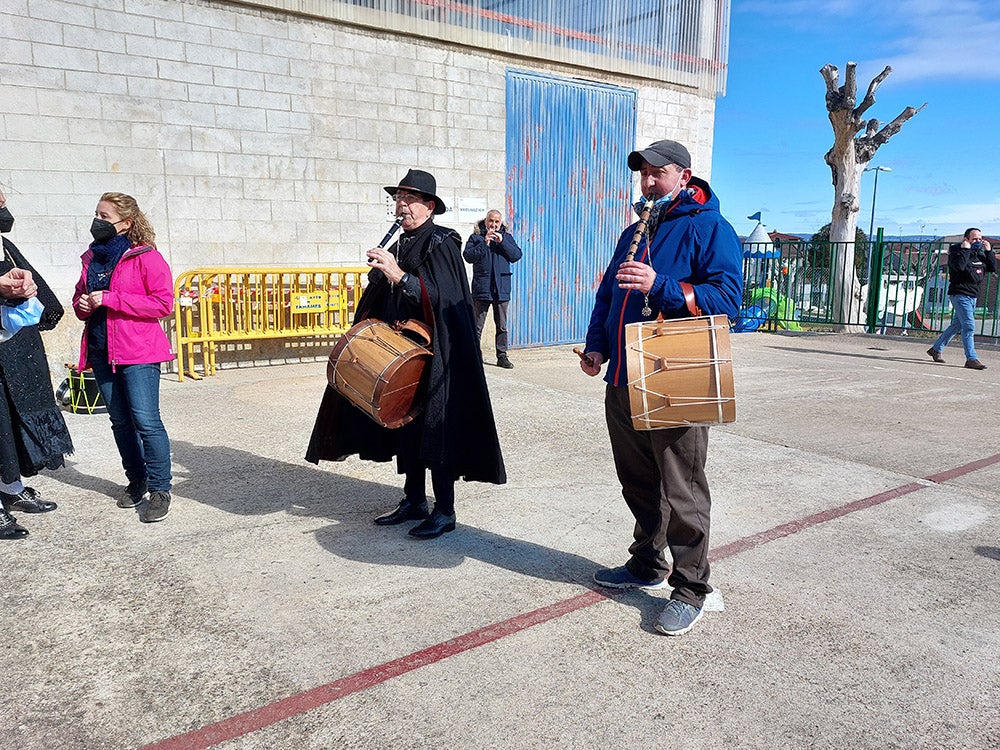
left=384, top=169, right=446, bottom=214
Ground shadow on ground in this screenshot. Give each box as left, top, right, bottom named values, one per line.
left=49, top=438, right=665, bottom=627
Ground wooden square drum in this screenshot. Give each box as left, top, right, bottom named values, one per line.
left=624, top=315, right=736, bottom=430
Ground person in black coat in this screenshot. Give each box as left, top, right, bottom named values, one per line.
left=306, top=170, right=506, bottom=539
left=927, top=228, right=995, bottom=369
left=0, top=190, right=73, bottom=539
left=463, top=210, right=522, bottom=368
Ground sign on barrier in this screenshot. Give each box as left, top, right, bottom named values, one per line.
left=173, top=267, right=369, bottom=382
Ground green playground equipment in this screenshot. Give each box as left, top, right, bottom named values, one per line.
left=748, top=287, right=803, bottom=331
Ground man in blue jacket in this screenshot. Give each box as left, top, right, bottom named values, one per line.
left=463, top=209, right=523, bottom=368
left=580, top=139, right=743, bottom=636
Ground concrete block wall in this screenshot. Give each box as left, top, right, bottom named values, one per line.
left=1, top=0, right=716, bottom=369
left=636, top=83, right=717, bottom=180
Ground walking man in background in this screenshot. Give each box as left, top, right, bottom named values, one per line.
left=463, top=209, right=522, bottom=369
left=927, top=228, right=995, bottom=370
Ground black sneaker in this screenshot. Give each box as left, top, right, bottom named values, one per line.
left=497, top=355, right=514, bottom=369
left=116, top=480, right=148, bottom=509
left=140, top=491, right=171, bottom=523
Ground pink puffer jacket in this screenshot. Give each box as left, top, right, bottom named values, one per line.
left=73, top=244, right=175, bottom=371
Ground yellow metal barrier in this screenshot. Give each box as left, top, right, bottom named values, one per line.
left=173, top=266, right=370, bottom=382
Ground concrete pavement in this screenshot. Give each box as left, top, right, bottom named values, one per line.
left=2, top=331, right=998, bottom=749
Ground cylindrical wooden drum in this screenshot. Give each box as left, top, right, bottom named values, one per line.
left=624, top=314, right=736, bottom=430
left=327, top=318, right=432, bottom=429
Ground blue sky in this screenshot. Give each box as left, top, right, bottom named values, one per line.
left=710, top=0, right=1000, bottom=239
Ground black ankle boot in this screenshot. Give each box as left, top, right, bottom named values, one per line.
left=374, top=497, right=430, bottom=526
left=0, top=508, right=29, bottom=539
left=0, top=487, right=57, bottom=514
left=408, top=508, right=456, bottom=539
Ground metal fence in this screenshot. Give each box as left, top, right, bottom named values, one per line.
left=173, top=267, right=369, bottom=382
left=736, top=235, right=1000, bottom=341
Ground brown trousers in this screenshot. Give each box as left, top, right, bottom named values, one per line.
left=605, top=384, right=713, bottom=607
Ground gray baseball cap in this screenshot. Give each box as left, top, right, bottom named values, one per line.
left=627, top=140, right=692, bottom=171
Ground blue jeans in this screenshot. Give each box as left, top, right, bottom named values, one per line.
left=933, top=295, right=979, bottom=360
left=91, top=362, right=172, bottom=492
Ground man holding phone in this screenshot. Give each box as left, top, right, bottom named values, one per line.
left=927, top=228, right=995, bottom=370
left=463, top=209, right=522, bottom=369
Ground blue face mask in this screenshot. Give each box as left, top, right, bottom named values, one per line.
left=0, top=296, right=43, bottom=341
left=634, top=173, right=685, bottom=214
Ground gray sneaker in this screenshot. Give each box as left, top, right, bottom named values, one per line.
left=655, top=599, right=703, bottom=636
left=116, top=480, right=148, bottom=509
left=140, top=491, right=171, bottom=523
left=593, top=565, right=669, bottom=590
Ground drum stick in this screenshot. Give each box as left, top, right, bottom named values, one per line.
left=625, top=197, right=655, bottom=262
left=573, top=347, right=594, bottom=367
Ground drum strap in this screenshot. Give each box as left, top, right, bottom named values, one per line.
left=679, top=282, right=702, bottom=317
left=409, top=227, right=458, bottom=338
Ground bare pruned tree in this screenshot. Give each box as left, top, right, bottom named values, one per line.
left=820, top=61, right=926, bottom=331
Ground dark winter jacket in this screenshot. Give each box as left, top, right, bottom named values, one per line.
left=585, top=176, right=744, bottom=387
left=0, top=214, right=74, bottom=483
left=306, top=220, right=506, bottom=485
left=947, top=242, right=996, bottom=298
left=462, top=220, right=522, bottom=302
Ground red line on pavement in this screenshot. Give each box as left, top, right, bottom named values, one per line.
left=139, top=591, right=607, bottom=750
left=708, top=483, right=925, bottom=563
left=140, top=453, right=1000, bottom=750
left=925, top=452, right=1000, bottom=483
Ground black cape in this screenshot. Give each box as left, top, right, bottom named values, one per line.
left=305, top=221, right=506, bottom=485
left=0, top=232, right=74, bottom=483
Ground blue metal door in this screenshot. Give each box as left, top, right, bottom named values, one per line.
left=506, top=70, right=636, bottom=348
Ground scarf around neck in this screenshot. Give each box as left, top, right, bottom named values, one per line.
left=87, top=233, right=133, bottom=292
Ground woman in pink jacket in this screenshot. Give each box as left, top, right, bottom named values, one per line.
left=73, top=192, right=175, bottom=523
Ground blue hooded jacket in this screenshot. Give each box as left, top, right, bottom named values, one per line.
left=584, top=176, right=744, bottom=386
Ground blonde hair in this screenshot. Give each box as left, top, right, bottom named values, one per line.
left=99, top=192, right=156, bottom=248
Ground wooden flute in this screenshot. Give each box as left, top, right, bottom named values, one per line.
left=625, top=197, right=656, bottom=262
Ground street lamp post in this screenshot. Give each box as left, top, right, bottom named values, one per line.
left=864, top=165, right=892, bottom=282
left=865, top=165, right=892, bottom=242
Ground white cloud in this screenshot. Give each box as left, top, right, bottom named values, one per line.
left=910, top=201, right=1000, bottom=227
left=734, top=0, right=1000, bottom=82
left=870, top=2, right=1000, bottom=83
